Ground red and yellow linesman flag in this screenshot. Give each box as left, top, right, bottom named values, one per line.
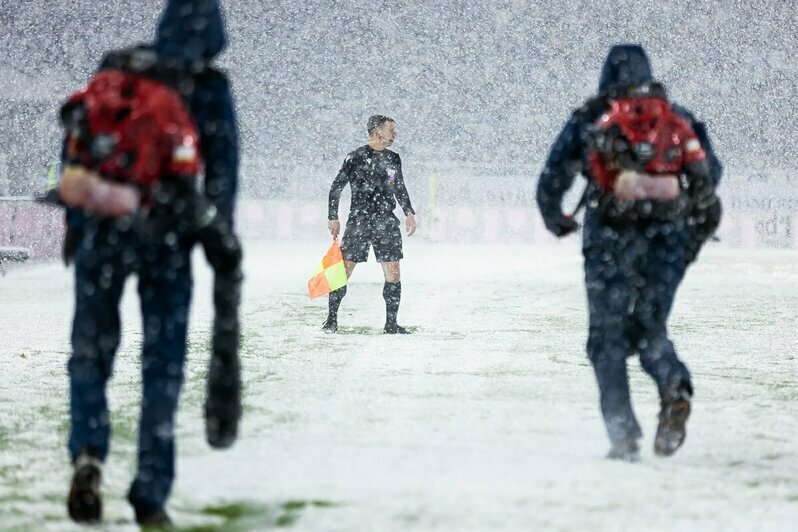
left=307, top=241, right=348, bottom=300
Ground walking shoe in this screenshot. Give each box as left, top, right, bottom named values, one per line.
left=67, top=452, right=103, bottom=523
left=321, top=318, right=337, bottom=334
left=384, top=323, right=411, bottom=334
left=606, top=438, right=641, bottom=462
left=134, top=506, right=173, bottom=528
left=654, top=388, right=692, bottom=456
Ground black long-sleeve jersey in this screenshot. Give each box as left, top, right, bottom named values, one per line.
left=328, top=145, right=415, bottom=221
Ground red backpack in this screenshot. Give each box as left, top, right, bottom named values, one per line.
left=61, top=69, right=200, bottom=188
left=587, top=90, right=707, bottom=193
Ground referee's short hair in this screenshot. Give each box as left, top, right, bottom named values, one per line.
left=367, top=115, right=393, bottom=134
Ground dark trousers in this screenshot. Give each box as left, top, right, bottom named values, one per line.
left=68, top=221, right=192, bottom=512
left=583, top=220, right=692, bottom=444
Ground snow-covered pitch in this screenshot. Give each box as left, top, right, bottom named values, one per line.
left=1, top=240, right=796, bottom=530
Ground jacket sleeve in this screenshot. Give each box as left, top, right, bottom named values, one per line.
left=56, top=137, right=87, bottom=264
left=683, top=159, right=722, bottom=265
left=692, top=121, right=722, bottom=187
left=393, top=155, right=415, bottom=216
left=536, top=114, right=584, bottom=233
left=194, top=72, right=239, bottom=221
left=56, top=137, right=87, bottom=230
left=328, top=154, right=353, bottom=221
left=674, top=105, right=723, bottom=265
left=673, top=104, right=723, bottom=187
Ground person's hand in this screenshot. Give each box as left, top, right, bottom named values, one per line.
left=406, top=213, right=417, bottom=237
left=328, top=220, right=340, bottom=240
left=614, top=171, right=680, bottom=201
left=613, top=170, right=641, bottom=201
left=550, top=214, right=579, bottom=238
left=59, top=165, right=140, bottom=218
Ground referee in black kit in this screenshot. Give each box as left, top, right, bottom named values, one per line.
left=324, top=115, right=417, bottom=334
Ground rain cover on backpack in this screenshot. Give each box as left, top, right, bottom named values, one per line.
left=587, top=90, right=707, bottom=197
left=61, top=69, right=200, bottom=187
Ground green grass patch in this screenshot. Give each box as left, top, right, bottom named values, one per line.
left=179, top=500, right=336, bottom=531
left=0, top=426, right=9, bottom=450
left=275, top=500, right=336, bottom=528
left=336, top=325, right=378, bottom=335
left=37, top=404, right=69, bottom=436
left=0, top=493, right=38, bottom=504
left=336, top=325, right=419, bottom=335
left=0, top=464, right=25, bottom=488
left=186, top=335, right=213, bottom=358
left=109, top=411, right=139, bottom=446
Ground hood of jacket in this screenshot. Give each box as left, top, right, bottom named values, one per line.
left=598, top=44, right=654, bottom=93
left=154, top=0, right=227, bottom=65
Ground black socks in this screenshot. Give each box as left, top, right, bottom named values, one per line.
left=383, top=282, right=401, bottom=326
left=327, top=283, right=404, bottom=333
left=327, top=285, right=347, bottom=323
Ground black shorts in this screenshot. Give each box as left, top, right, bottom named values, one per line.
left=341, top=214, right=403, bottom=263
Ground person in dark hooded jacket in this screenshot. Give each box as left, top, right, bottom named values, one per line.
left=64, top=0, right=240, bottom=526
left=536, top=44, right=722, bottom=461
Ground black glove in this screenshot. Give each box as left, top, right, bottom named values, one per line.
left=205, top=354, right=241, bottom=449
left=204, top=263, right=243, bottom=449
left=549, top=215, right=579, bottom=238
left=685, top=194, right=722, bottom=265
left=38, top=188, right=63, bottom=207
left=62, top=226, right=80, bottom=265
left=196, top=196, right=244, bottom=449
